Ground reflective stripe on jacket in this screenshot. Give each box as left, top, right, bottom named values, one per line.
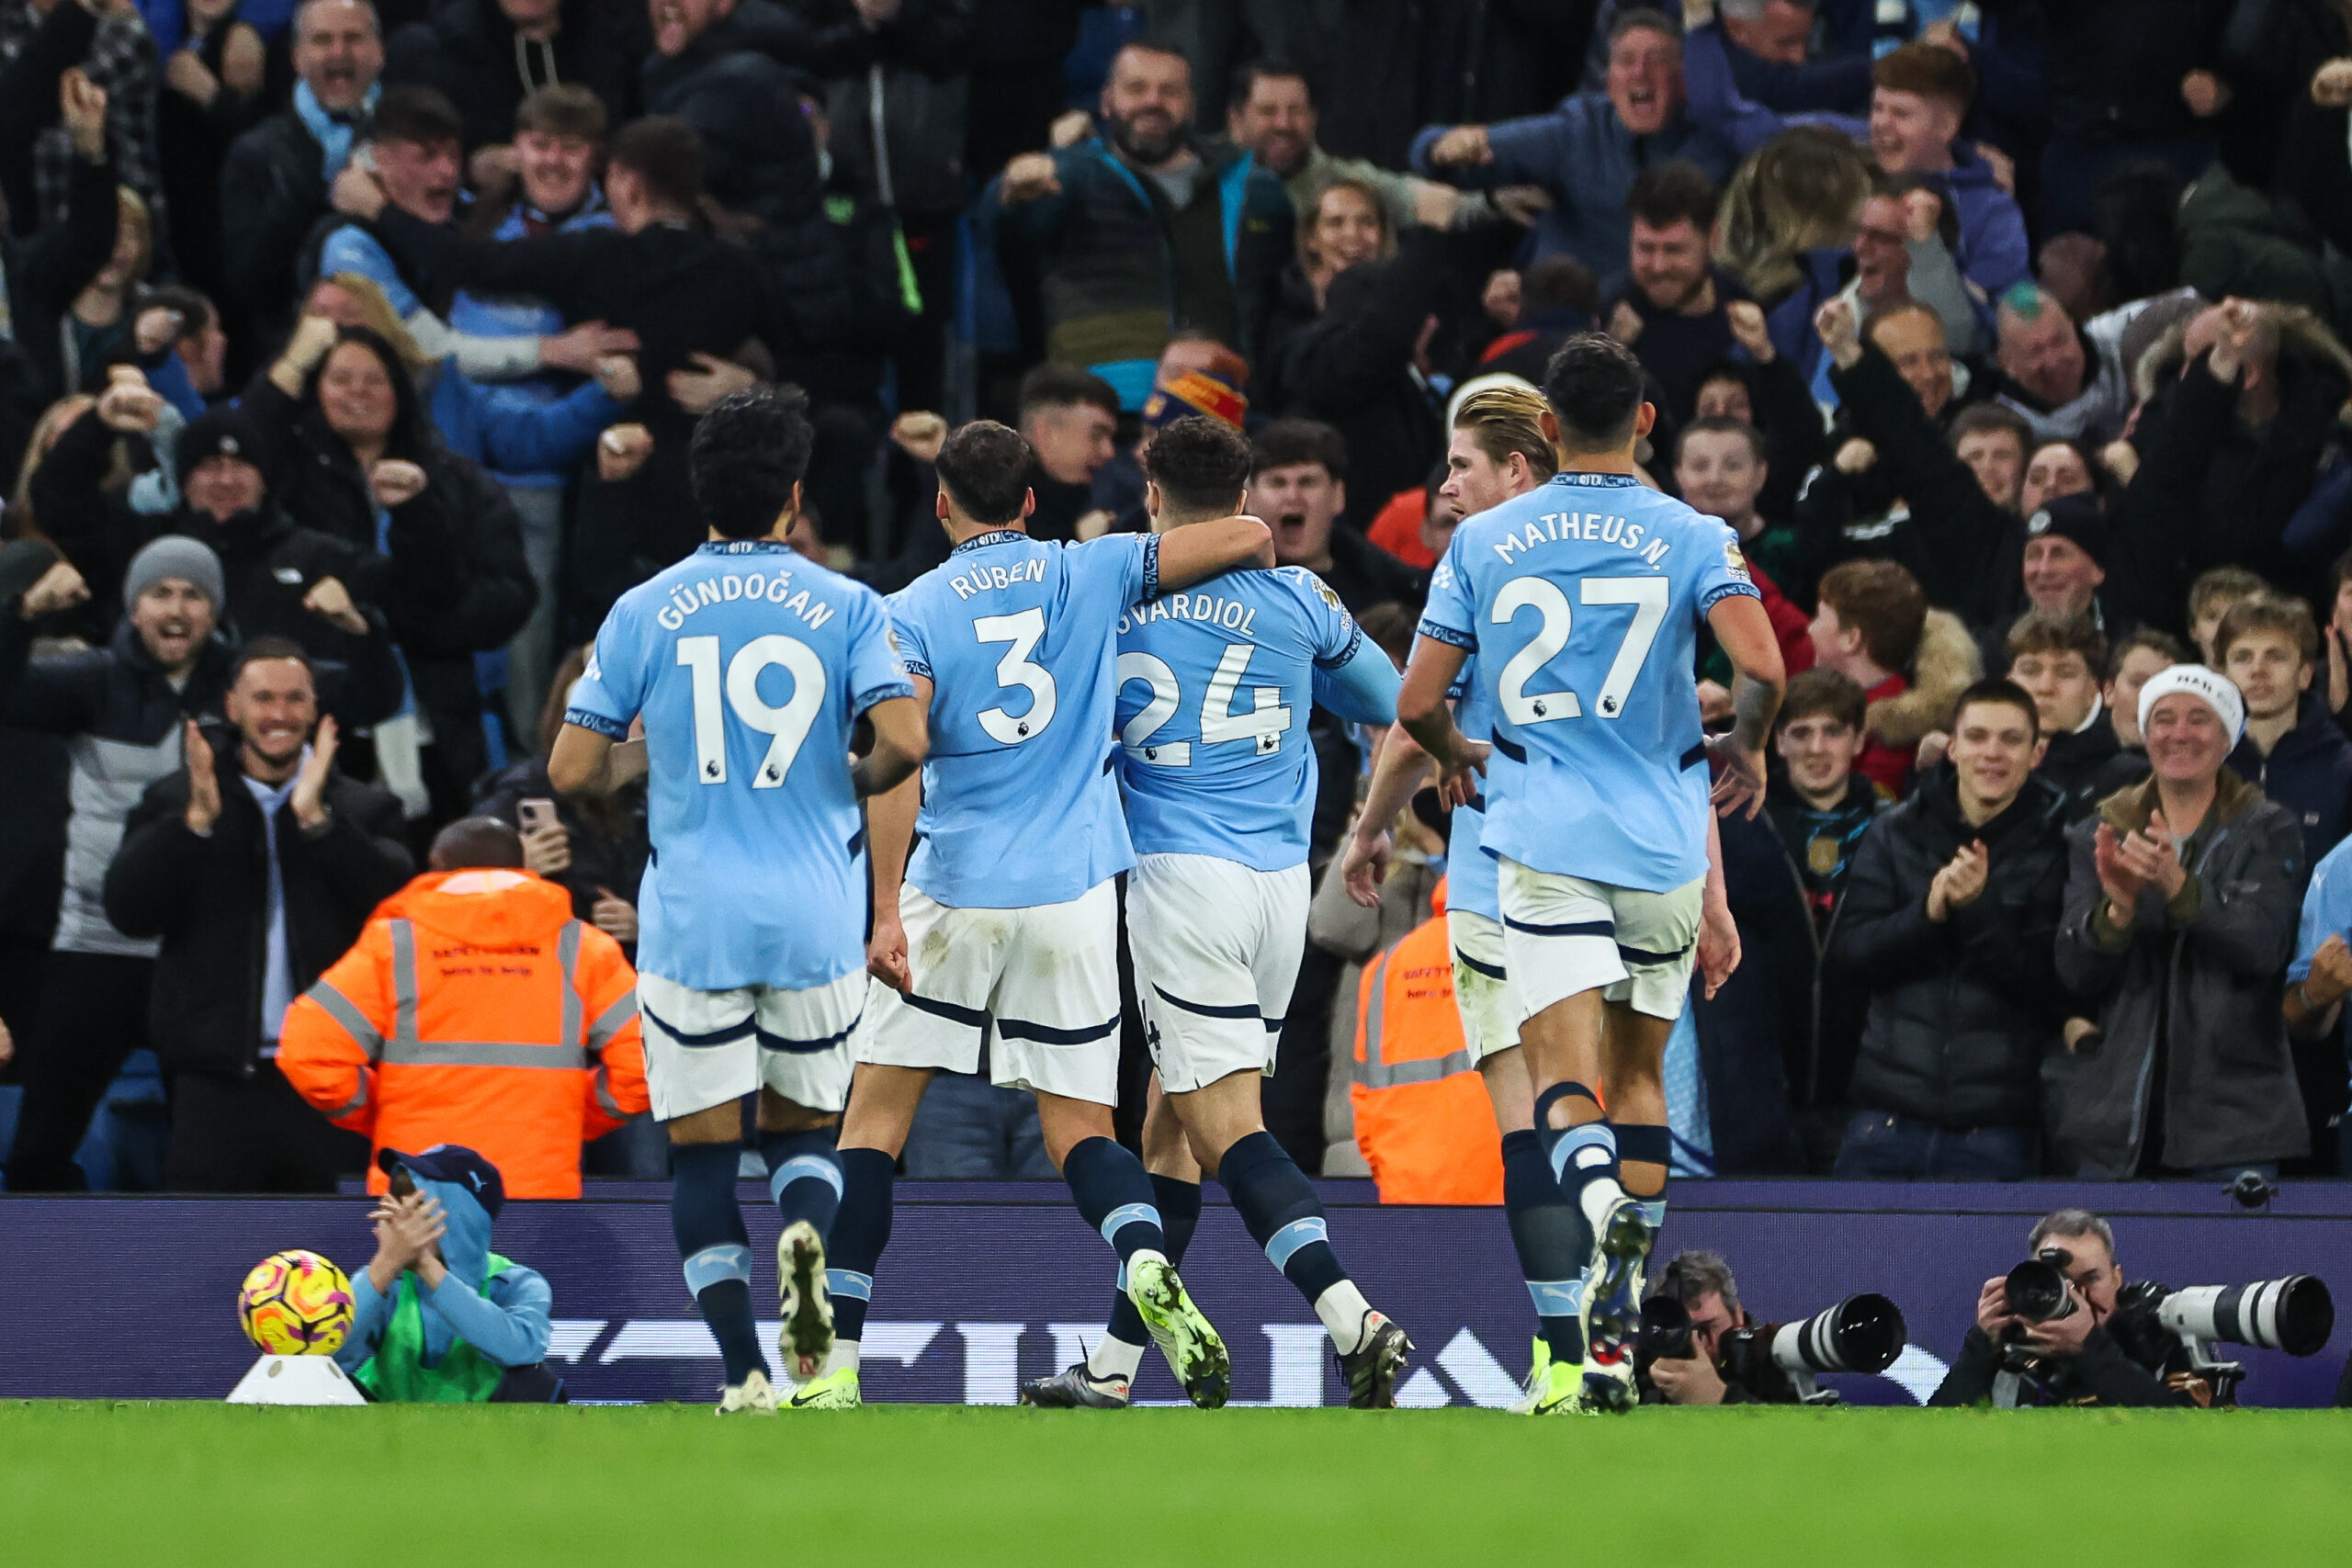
left=277, top=868, right=649, bottom=1198
left=1349, top=911, right=1502, bottom=1204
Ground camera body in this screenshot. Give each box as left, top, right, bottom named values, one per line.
left=1636, top=1292, right=1907, bottom=1405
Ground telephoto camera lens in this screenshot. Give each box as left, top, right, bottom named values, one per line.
left=2004, top=1257, right=2077, bottom=1324
left=2154, top=1277, right=2335, bottom=1357
left=1769, top=1293, right=1907, bottom=1376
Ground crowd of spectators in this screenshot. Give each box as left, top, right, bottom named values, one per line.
left=10, top=0, right=2352, bottom=1194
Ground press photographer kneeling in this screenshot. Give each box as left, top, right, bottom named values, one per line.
left=1930, top=1209, right=2334, bottom=1407
left=1638, top=1251, right=1908, bottom=1405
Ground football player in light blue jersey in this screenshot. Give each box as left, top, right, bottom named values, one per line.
left=1344, top=385, right=1598, bottom=1412
left=808, top=421, right=1275, bottom=1411
left=1400, top=335, right=1787, bottom=1414
left=1022, top=417, right=1411, bottom=1412
left=551, top=387, right=928, bottom=1415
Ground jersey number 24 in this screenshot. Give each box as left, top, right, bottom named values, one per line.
left=1116, top=643, right=1292, bottom=766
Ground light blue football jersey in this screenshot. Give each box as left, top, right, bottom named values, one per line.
left=1114, top=565, right=1399, bottom=872
left=888, top=528, right=1162, bottom=908
left=566, top=539, right=912, bottom=991
left=1445, top=653, right=1503, bottom=924
left=1418, top=472, right=1759, bottom=893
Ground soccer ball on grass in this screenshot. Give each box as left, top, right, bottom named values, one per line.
left=237, top=1250, right=356, bottom=1356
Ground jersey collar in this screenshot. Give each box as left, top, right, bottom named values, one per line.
left=1547, top=471, right=1642, bottom=489
left=696, top=539, right=794, bottom=555
left=952, top=528, right=1030, bottom=555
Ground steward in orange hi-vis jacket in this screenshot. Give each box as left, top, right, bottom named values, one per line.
left=278, top=852, right=648, bottom=1199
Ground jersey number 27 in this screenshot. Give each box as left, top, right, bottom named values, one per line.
left=678, top=634, right=823, bottom=787
left=1494, top=575, right=1668, bottom=726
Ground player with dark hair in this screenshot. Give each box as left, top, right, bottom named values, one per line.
left=1023, top=416, right=1408, bottom=1409
left=548, top=385, right=930, bottom=1414
left=1399, top=332, right=1786, bottom=1413
left=813, top=421, right=1275, bottom=1411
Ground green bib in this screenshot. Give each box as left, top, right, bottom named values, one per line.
left=353, top=1254, right=514, bottom=1404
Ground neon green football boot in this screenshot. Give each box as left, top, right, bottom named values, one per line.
left=786, top=1365, right=862, bottom=1409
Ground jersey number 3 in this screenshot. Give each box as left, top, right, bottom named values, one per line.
left=973, top=607, right=1058, bottom=744
left=678, top=634, right=824, bottom=788
left=1493, top=575, right=1668, bottom=726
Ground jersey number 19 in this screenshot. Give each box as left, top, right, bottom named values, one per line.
left=678, top=634, right=823, bottom=787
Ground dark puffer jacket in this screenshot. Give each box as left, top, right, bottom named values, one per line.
left=2225, top=690, right=2352, bottom=874
left=1829, top=768, right=2075, bottom=1130
left=2037, top=713, right=2151, bottom=824
left=2053, top=770, right=2309, bottom=1175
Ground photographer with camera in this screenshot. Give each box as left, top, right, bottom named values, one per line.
left=1638, top=1250, right=1909, bottom=1405
left=1643, top=1251, right=1763, bottom=1405
left=1932, top=1209, right=2191, bottom=1408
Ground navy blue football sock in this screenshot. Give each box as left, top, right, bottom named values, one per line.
left=1535, top=1081, right=1620, bottom=1201
left=1501, top=1128, right=1588, bottom=1366
left=1611, top=1122, right=1671, bottom=1246
left=827, top=1146, right=897, bottom=1345
left=1104, top=1173, right=1202, bottom=1351
left=759, top=1126, right=843, bottom=1239
left=1216, top=1130, right=1348, bottom=1304
left=1061, top=1136, right=1166, bottom=1272
left=671, top=1141, right=766, bottom=1386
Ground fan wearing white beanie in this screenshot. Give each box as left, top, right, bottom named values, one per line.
left=2055, top=656, right=2311, bottom=1179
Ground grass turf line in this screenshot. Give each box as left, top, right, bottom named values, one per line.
left=5, top=1402, right=2348, bottom=1565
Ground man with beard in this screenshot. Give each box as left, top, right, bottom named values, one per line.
left=105, top=638, right=412, bottom=1191
left=1599, top=161, right=1742, bottom=423
left=984, top=41, right=1291, bottom=411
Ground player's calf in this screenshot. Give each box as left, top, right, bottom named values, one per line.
left=671, top=1138, right=771, bottom=1404
left=1214, top=1129, right=1409, bottom=1408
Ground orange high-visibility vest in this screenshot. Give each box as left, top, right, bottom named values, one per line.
left=1349, top=908, right=1504, bottom=1204
left=277, top=868, right=649, bottom=1199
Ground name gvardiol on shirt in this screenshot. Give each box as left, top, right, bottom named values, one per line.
left=1114, top=592, right=1260, bottom=637
left=1492, top=510, right=1672, bottom=567
left=653, top=566, right=838, bottom=631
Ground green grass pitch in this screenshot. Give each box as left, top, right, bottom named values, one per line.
left=5, top=1402, right=2348, bottom=1564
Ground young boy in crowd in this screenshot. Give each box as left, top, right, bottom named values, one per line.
left=2219, top=595, right=2352, bottom=870
left=1808, top=561, right=1926, bottom=796
left=2006, top=611, right=2148, bottom=821
left=2188, top=567, right=2269, bottom=666
left=1768, top=667, right=1883, bottom=927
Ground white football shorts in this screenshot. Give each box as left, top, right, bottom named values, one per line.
left=854, top=878, right=1124, bottom=1106
left=1127, top=852, right=1308, bottom=1095
left=1446, top=908, right=1521, bottom=1064
left=1496, top=857, right=1703, bottom=1022
left=637, top=969, right=864, bottom=1122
